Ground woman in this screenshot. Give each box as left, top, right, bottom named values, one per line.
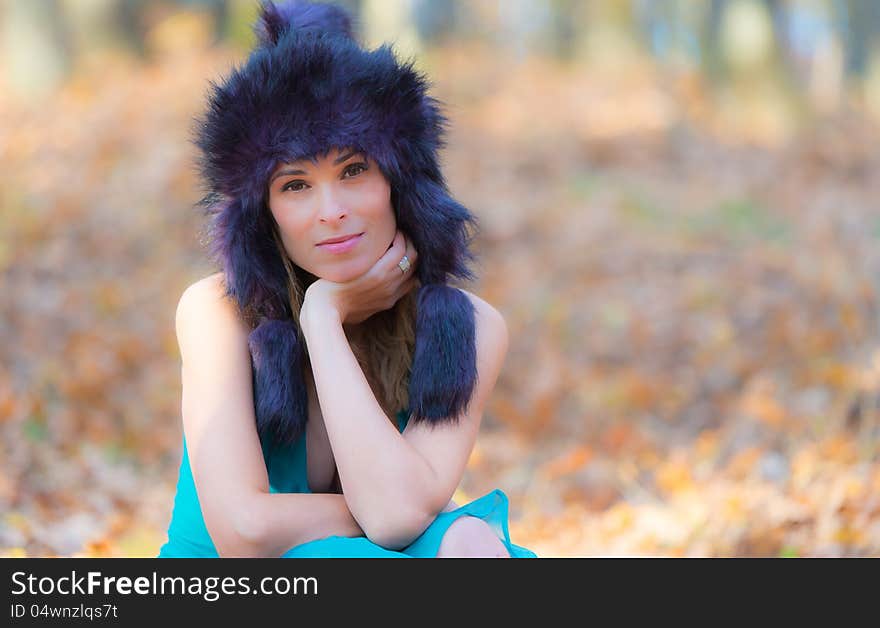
left=157, top=0, right=536, bottom=558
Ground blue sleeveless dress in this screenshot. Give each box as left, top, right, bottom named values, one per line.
left=157, top=409, right=537, bottom=558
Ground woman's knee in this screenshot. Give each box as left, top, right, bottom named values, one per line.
left=436, top=516, right=511, bottom=558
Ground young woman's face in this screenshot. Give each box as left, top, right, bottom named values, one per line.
left=267, top=147, right=396, bottom=283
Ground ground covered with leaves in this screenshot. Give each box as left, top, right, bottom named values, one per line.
left=1, top=40, right=878, bottom=557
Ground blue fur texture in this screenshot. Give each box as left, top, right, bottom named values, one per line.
left=248, top=318, right=309, bottom=446
left=254, top=0, right=354, bottom=45
left=195, top=1, right=479, bottom=445
left=409, top=285, right=477, bottom=424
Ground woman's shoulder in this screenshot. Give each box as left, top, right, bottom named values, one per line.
left=183, top=271, right=226, bottom=296
left=179, top=272, right=230, bottom=308
left=176, top=272, right=248, bottom=344
left=454, top=287, right=504, bottom=321
left=454, top=288, right=508, bottom=347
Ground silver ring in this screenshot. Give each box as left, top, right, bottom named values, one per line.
left=398, top=255, right=411, bottom=274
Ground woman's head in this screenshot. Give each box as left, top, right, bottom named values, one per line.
left=268, top=146, right=397, bottom=284
left=196, top=0, right=478, bottom=302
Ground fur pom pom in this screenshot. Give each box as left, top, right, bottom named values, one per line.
left=248, top=318, right=309, bottom=446
left=255, top=0, right=354, bottom=47
left=408, top=285, right=478, bottom=425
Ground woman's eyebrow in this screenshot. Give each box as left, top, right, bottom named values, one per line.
left=270, top=151, right=364, bottom=183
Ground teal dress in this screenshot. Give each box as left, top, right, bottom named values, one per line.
left=157, top=410, right=537, bottom=558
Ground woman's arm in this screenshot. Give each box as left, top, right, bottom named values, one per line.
left=241, top=492, right=364, bottom=557
left=176, top=275, right=366, bottom=557
left=442, top=499, right=459, bottom=512
left=299, top=302, right=436, bottom=547
left=299, top=290, right=507, bottom=550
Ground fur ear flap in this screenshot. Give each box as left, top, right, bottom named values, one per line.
left=207, top=193, right=306, bottom=446
left=407, top=284, right=478, bottom=425
left=207, top=194, right=289, bottom=321
left=255, top=0, right=355, bottom=47
left=394, top=179, right=480, bottom=286
left=249, top=318, right=309, bottom=446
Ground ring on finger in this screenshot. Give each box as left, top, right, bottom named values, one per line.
left=398, top=255, right=411, bottom=274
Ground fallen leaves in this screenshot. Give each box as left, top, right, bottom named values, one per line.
left=2, top=38, right=880, bottom=558
left=538, top=445, right=594, bottom=482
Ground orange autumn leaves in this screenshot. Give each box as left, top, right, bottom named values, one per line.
left=3, top=38, right=880, bottom=558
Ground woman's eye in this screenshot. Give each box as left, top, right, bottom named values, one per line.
left=280, top=163, right=366, bottom=192
left=343, top=162, right=367, bottom=177
left=282, top=181, right=308, bottom=192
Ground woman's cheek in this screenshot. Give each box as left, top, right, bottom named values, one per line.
left=274, top=214, right=309, bottom=263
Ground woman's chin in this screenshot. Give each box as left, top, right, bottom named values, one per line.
left=315, top=261, right=372, bottom=284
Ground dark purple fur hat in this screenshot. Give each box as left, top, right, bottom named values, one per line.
left=194, top=0, right=479, bottom=447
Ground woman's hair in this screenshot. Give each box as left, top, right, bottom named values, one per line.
left=268, top=222, right=417, bottom=422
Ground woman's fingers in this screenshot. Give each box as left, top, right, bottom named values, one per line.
left=378, top=230, right=406, bottom=275
left=401, top=233, right=418, bottom=276
left=381, top=230, right=416, bottom=279
left=369, top=231, right=417, bottom=311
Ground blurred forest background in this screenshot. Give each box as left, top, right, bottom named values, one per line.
left=2, top=0, right=880, bottom=557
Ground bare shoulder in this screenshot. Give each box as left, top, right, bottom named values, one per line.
left=177, top=272, right=235, bottom=319
left=454, top=288, right=509, bottom=359
left=175, top=272, right=248, bottom=360
left=179, top=271, right=226, bottom=306
left=456, top=288, right=507, bottom=336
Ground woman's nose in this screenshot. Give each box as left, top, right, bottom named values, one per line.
left=317, top=186, right=347, bottom=222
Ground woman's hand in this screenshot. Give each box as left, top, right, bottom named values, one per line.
left=302, top=229, right=419, bottom=326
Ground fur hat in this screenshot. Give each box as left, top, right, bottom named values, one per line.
left=194, top=0, right=479, bottom=446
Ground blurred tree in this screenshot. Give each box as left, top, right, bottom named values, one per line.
left=138, top=0, right=227, bottom=57
left=701, top=0, right=728, bottom=81
left=637, top=0, right=704, bottom=71
left=497, top=0, right=556, bottom=62
left=411, top=0, right=455, bottom=45
left=119, top=0, right=151, bottom=56
left=578, top=0, right=644, bottom=68
left=703, top=0, right=787, bottom=83
left=361, top=0, right=421, bottom=60
left=548, top=0, right=582, bottom=60
left=840, top=2, right=880, bottom=118
left=61, top=0, right=140, bottom=63
left=1, top=0, right=70, bottom=100
left=222, top=0, right=259, bottom=48
left=836, top=0, right=880, bottom=77
left=4, top=0, right=879, bottom=116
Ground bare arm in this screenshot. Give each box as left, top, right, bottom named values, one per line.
left=244, top=492, right=362, bottom=556
left=176, top=275, right=365, bottom=557
left=299, top=289, right=505, bottom=549
left=299, top=303, right=433, bottom=547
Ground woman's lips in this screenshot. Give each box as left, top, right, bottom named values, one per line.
left=317, top=232, right=364, bottom=254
